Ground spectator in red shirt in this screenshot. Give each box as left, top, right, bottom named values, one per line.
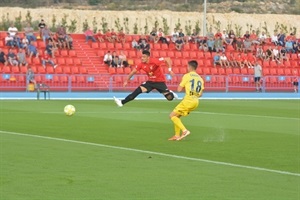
left=117, top=29, right=126, bottom=45
left=250, top=30, right=260, bottom=44
left=235, top=53, right=244, bottom=68
left=113, top=50, right=178, bottom=107
left=214, top=30, right=222, bottom=39
left=96, top=30, right=104, bottom=42
left=42, top=51, right=57, bottom=68
left=84, top=27, right=96, bottom=43
left=105, top=29, right=113, bottom=43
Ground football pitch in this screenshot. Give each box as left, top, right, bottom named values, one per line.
left=0, top=99, right=299, bottom=200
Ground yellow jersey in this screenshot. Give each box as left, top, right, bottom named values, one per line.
left=179, top=71, right=204, bottom=101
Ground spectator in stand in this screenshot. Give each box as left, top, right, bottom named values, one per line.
left=118, top=29, right=126, bottom=45
left=38, top=19, right=46, bottom=38
left=279, top=48, right=289, bottom=62
left=105, top=29, right=113, bottom=43
left=13, top=33, right=23, bottom=48
left=171, top=28, right=179, bottom=43
left=259, top=31, right=267, bottom=44
left=247, top=53, right=256, bottom=68
left=229, top=52, right=238, bottom=68
left=27, top=42, right=39, bottom=59
left=271, top=31, right=279, bottom=45
left=243, top=31, right=250, bottom=39
left=155, top=28, right=169, bottom=45
left=8, top=23, right=18, bottom=37
left=250, top=30, right=260, bottom=45
left=111, top=51, right=120, bottom=67
left=215, top=29, right=222, bottom=39
left=96, top=30, right=104, bottom=42
left=253, top=61, right=262, bottom=92
left=5, top=32, right=14, bottom=47
left=42, top=51, right=57, bottom=68
left=285, top=39, right=294, bottom=53
left=190, top=29, right=199, bottom=43
left=49, top=33, right=59, bottom=49
left=220, top=53, right=230, bottom=68
left=57, top=33, right=67, bottom=49
left=119, top=51, right=129, bottom=67
left=84, top=27, right=96, bottom=43
left=178, top=29, right=188, bottom=43
left=206, top=27, right=214, bottom=39
left=132, top=39, right=139, bottom=50
left=256, top=45, right=265, bottom=60
left=235, top=53, right=244, bottom=68
left=24, top=23, right=36, bottom=42
left=46, top=40, right=57, bottom=58
left=243, top=38, right=252, bottom=52
left=175, top=36, right=184, bottom=51
left=139, top=39, right=150, bottom=52
left=286, top=33, right=296, bottom=42
left=56, top=25, right=66, bottom=37
left=221, top=29, right=228, bottom=40
left=224, top=36, right=233, bottom=46
left=213, top=52, right=221, bottom=67
left=0, top=48, right=8, bottom=66
left=277, top=30, right=285, bottom=46
left=272, top=46, right=280, bottom=63
left=149, top=28, right=157, bottom=42
left=235, top=37, right=243, bottom=52
left=111, top=29, right=118, bottom=43
left=26, top=67, right=36, bottom=89
left=7, top=49, right=18, bottom=67
left=207, top=37, right=215, bottom=52
left=42, top=25, right=51, bottom=43
left=104, top=51, right=112, bottom=66
left=241, top=53, right=249, bottom=68
left=17, top=48, right=28, bottom=67
left=214, top=37, right=223, bottom=52
left=265, top=46, right=273, bottom=61
left=228, top=30, right=236, bottom=46
left=200, top=40, right=208, bottom=52
left=22, top=35, right=29, bottom=49
left=65, top=34, right=73, bottom=49
left=293, top=41, right=299, bottom=53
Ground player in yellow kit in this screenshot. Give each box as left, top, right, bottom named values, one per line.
left=168, top=60, right=204, bottom=141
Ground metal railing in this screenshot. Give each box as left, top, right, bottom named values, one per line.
left=0, top=73, right=299, bottom=92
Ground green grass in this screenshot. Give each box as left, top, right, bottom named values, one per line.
left=0, top=100, right=299, bottom=200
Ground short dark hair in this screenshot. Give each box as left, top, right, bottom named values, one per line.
left=142, top=50, right=150, bottom=57
left=188, top=60, right=198, bottom=70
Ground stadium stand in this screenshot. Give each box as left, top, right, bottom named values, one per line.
left=0, top=31, right=299, bottom=92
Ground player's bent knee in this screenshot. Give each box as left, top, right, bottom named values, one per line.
left=164, top=92, right=174, bottom=101
left=139, top=86, right=148, bottom=93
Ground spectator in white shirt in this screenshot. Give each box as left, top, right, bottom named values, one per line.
left=171, top=28, right=179, bottom=43
left=271, top=31, right=278, bottom=46
left=8, top=24, right=18, bottom=37
left=272, top=46, right=280, bottom=62
left=103, top=51, right=112, bottom=66
left=259, top=31, right=267, bottom=44
left=5, top=33, right=14, bottom=46
left=221, top=29, right=228, bottom=40
left=220, top=53, right=230, bottom=68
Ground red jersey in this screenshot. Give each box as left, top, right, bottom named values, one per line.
left=136, top=58, right=166, bottom=82
left=105, top=32, right=112, bottom=37
left=118, top=32, right=125, bottom=38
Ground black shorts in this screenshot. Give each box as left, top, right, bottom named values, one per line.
left=140, top=81, right=169, bottom=93
left=293, top=82, right=299, bottom=86
left=254, top=77, right=261, bottom=82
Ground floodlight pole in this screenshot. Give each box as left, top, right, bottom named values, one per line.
left=203, top=0, right=207, bottom=36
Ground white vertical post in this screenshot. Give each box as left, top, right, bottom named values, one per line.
left=203, top=0, right=207, bottom=36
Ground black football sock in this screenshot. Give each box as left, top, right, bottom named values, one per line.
left=121, top=87, right=142, bottom=105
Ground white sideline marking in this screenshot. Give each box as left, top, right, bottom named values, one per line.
left=39, top=110, right=300, bottom=121
left=0, top=130, right=299, bottom=177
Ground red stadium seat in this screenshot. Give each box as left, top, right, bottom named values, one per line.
left=233, top=68, right=240, bottom=74
left=73, top=58, right=82, bottom=65
left=182, top=52, right=189, bottom=58
left=204, top=52, right=212, bottom=59
left=203, top=68, right=211, bottom=74
left=91, top=43, right=99, bottom=49
left=179, top=67, right=187, bottom=74
left=57, top=58, right=65, bottom=65
left=115, top=43, right=122, bottom=50
left=159, top=51, right=167, bottom=57
left=109, top=68, right=116, bottom=74
left=46, top=67, right=54, bottom=74
left=262, top=61, right=270, bottom=68
left=60, top=50, right=68, bottom=57
left=269, top=61, right=277, bottom=68
left=60, top=76, right=68, bottom=83
left=197, top=52, right=204, bottom=58
left=65, top=58, right=74, bottom=65
left=63, top=66, right=71, bottom=74
left=69, top=50, right=77, bottom=57
left=263, top=68, right=270, bottom=75
left=205, top=60, right=213, bottom=67
left=269, top=68, right=277, bottom=75
left=225, top=68, right=233, bottom=75
left=175, top=51, right=182, bottom=58
left=284, top=61, right=291, bottom=68
left=210, top=68, right=217, bottom=75
left=107, top=43, right=114, bottom=49
left=277, top=68, right=284, bottom=75
left=71, top=67, right=79, bottom=74
left=77, top=76, right=85, bottom=83
left=79, top=67, right=87, bottom=74
left=173, top=59, right=181, bottom=67
left=124, top=67, right=131, bottom=74
left=218, top=68, right=225, bottom=75
left=55, top=67, right=63, bottom=74
left=11, top=67, right=20, bottom=73
left=161, top=44, right=168, bottom=50
left=128, top=50, right=137, bottom=58
left=20, top=67, right=27, bottom=74
left=116, top=68, right=124, bottom=74
left=152, top=51, right=159, bottom=58
left=167, top=51, right=175, bottom=58
left=38, top=67, right=46, bottom=74
left=123, top=43, right=131, bottom=50
left=17, top=76, right=25, bottom=83
left=154, top=43, right=161, bottom=50
left=189, top=52, right=197, bottom=59
left=284, top=68, right=292, bottom=75
left=100, top=43, right=107, bottom=49
left=33, top=57, right=41, bottom=65
left=240, top=68, right=248, bottom=74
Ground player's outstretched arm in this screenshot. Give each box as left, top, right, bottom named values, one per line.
left=164, top=57, right=175, bottom=76
left=123, top=68, right=137, bottom=87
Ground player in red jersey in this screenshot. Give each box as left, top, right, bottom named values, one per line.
left=114, top=50, right=178, bottom=107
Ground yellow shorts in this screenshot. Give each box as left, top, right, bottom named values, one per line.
left=173, top=100, right=199, bottom=116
